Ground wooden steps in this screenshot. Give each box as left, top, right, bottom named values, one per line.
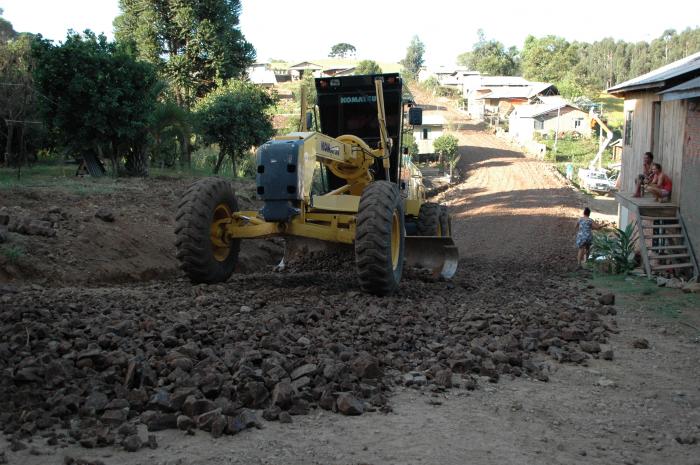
left=652, top=263, right=694, bottom=271
left=636, top=209, right=698, bottom=279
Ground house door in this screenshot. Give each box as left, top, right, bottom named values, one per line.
left=652, top=101, right=661, bottom=157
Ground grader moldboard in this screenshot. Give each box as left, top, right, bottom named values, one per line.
left=175, top=73, right=458, bottom=296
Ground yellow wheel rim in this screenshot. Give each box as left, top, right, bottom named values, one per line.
left=391, top=210, right=400, bottom=269
left=211, top=203, right=232, bottom=262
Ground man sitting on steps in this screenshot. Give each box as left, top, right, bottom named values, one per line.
left=633, top=151, right=654, bottom=197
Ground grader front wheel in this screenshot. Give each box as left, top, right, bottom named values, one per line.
left=417, top=202, right=442, bottom=236
left=355, top=181, right=405, bottom=296
left=175, top=178, right=240, bottom=284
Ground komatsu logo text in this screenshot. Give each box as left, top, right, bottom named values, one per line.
left=340, top=95, right=377, bottom=104
left=319, top=140, right=340, bottom=158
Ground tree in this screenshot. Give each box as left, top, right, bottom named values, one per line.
left=521, top=35, right=578, bottom=83
left=433, top=133, right=459, bottom=178
left=402, top=129, right=418, bottom=160
left=457, top=30, right=519, bottom=76
left=0, top=34, right=37, bottom=167
left=401, top=35, right=425, bottom=80
left=32, top=31, right=161, bottom=176
left=194, top=80, right=276, bottom=175
left=114, top=0, right=255, bottom=109
left=329, top=43, right=356, bottom=58
left=0, top=8, right=18, bottom=43
left=355, top=60, right=382, bottom=75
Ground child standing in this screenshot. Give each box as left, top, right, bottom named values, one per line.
left=575, top=207, right=602, bottom=268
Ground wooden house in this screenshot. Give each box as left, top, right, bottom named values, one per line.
left=608, top=51, right=700, bottom=278
left=463, top=76, right=559, bottom=121
left=508, top=102, right=590, bottom=143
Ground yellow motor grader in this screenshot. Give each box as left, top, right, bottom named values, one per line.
left=175, top=73, right=458, bottom=295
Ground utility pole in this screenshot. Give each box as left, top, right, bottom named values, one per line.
left=553, top=106, right=561, bottom=153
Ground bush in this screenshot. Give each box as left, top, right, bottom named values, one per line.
left=590, top=223, right=638, bottom=273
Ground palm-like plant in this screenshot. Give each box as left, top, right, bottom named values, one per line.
left=590, top=223, right=638, bottom=273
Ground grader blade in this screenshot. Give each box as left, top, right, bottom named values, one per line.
left=404, top=236, right=459, bottom=279
left=276, top=236, right=351, bottom=271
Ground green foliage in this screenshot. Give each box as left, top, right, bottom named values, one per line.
left=0, top=33, right=44, bottom=167
left=0, top=8, right=17, bottom=43
left=114, top=0, right=255, bottom=109
left=194, top=80, right=276, bottom=175
left=590, top=223, right=638, bottom=274
left=433, top=133, right=460, bottom=176
left=148, top=100, right=192, bottom=168
left=292, top=73, right=317, bottom=109
left=521, top=35, right=578, bottom=83
left=0, top=244, right=25, bottom=264
left=329, top=43, right=356, bottom=58
left=32, top=31, right=161, bottom=176
left=402, top=129, right=418, bottom=160
left=457, top=29, right=519, bottom=76
left=401, top=35, right=425, bottom=80
left=355, top=60, right=382, bottom=75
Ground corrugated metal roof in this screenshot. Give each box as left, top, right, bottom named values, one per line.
left=607, top=51, right=700, bottom=94
left=513, top=103, right=572, bottom=118
left=482, top=87, right=530, bottom=99
left=480, top=82, right=556, bottom=100
left=480, top=76, right=530, bottom=87
left=658, top=76, right=700, bottom=101
left=536, top=95, right=567, bottom=105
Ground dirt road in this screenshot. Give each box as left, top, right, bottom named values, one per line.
left=1, top=126, right=699, bottom=465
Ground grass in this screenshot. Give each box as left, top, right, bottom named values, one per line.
left=588, top=271, right=700, bottom=321
left=0, top=244, right=25, bottom=264
left=541, top=137, right=618, bottom=180
left=594, top=93, right=625, bottom=131
left=0, top=161, right=255, bottom=193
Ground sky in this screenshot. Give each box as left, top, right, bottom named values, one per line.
left=1, top=0, right=699, bottom=67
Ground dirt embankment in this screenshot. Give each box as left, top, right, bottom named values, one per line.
left=0, top=177, right=282, bottom=285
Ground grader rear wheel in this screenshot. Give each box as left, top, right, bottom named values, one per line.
left=175, top=178, right=240, bottom=284
left=417, top=202, right=442, bottom=236
left=355, top=181, right=405, bottom=296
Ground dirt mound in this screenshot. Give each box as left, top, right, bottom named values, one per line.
left=0, top=177, right=282, bottom=285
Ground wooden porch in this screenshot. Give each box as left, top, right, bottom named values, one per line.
left=614, top=191, right=698, bottom=279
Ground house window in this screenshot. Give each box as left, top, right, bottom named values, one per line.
left=574, top=118, right=583, bottom=128
left=624, top=110, right=633, bottom=145
left=534, top=118, right=544, bottom=130
left=422, top=128, right=430, bottom=140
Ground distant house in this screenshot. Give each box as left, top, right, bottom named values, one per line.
left=607, top=51, right=700, bottom=277
left=419, top=67, right=480, bottom=89
left=288, top=62, right=323, bottom=80
left=462, top=75, right=559, bottom=121
left=247, top=63, right=277, bottom=87
left=508, top=102, right=590, bottom=143
left=413, top=111, right=446, bottom=155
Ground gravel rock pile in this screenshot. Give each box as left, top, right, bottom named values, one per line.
left=0, top=260, right=615, bottom=451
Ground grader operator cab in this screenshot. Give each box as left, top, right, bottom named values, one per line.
left=175, top=73, right=458, bottom=295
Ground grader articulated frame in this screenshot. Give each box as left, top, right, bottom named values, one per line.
left=175, top=73, right=458, bottom=295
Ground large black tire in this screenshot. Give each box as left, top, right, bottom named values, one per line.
left=439, top=205, right=452, bottom=237
left=355, top=181, right=405, bottom=296
left=417, top=202, right=441, bottom=236
left=175, top=178, right=240, bottom=284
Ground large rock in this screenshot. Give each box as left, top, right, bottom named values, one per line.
left=336, top=393, right=364, bottom=416
left=272, top=381, right=294, bottom=409
left=351, top=354, right=382, bottom=379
